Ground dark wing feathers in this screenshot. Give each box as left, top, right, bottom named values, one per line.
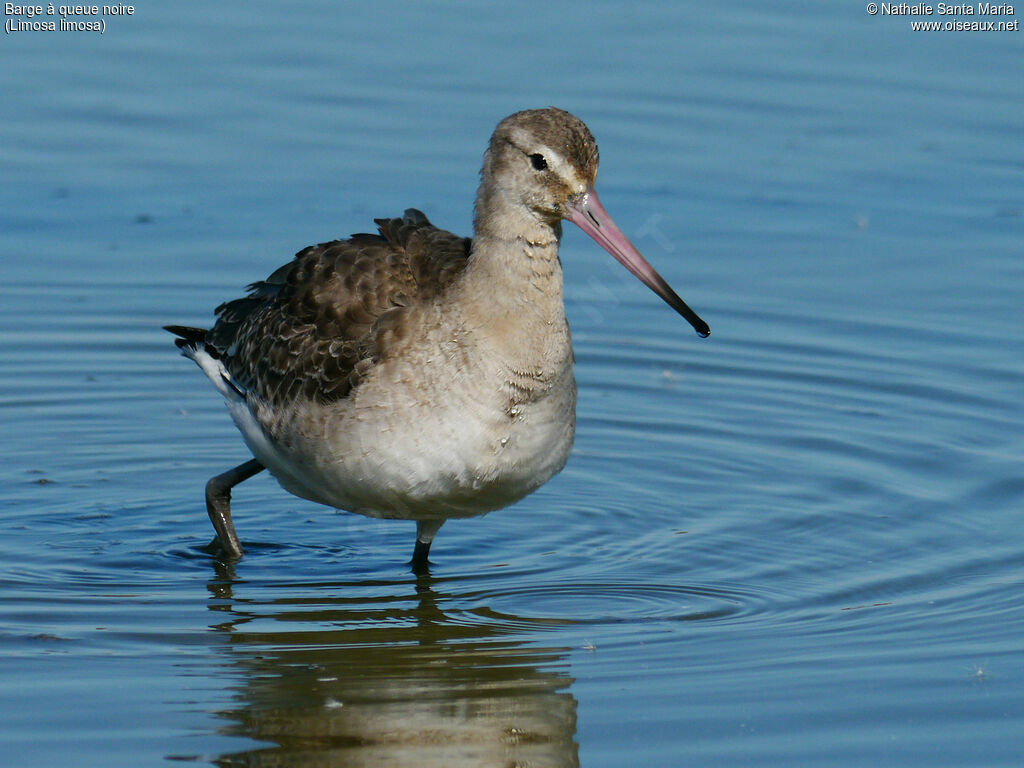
left=167, top=209, right=470, bottom=407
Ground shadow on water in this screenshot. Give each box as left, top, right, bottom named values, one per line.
left=195, top=560, right=579, bottom=767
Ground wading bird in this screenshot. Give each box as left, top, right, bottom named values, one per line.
left=166, top=108, right=709, bottom=571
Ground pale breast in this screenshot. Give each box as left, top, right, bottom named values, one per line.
left=246, top=307, right=577, bottom=520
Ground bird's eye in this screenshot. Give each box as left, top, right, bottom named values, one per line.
left=529, top=153, right=548, bottom=171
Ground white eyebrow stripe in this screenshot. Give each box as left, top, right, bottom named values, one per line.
left=508, top=128, right=586, bottom=193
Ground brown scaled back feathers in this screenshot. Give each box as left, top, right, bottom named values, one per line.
left=192, top=209, right=471, bottom=407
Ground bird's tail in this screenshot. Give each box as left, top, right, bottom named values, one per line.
left=163, top=325, right=208, bottom=354
left=163, top=324, right=246, bottom=399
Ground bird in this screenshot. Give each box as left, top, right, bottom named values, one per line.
left=165, top=107, right=709, bottom=572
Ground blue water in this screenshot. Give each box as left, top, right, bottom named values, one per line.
left=2, top=2, right=1022, bottom=766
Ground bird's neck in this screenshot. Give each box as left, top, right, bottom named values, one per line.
left=467, top=182, right=564, bottom=311
left=456, top=183, right=569, bottom=364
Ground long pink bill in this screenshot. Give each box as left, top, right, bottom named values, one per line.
left=567, top=186, right=710, bottom=338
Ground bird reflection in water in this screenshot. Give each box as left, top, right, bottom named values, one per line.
left=201, top=562, right=579, bottom=767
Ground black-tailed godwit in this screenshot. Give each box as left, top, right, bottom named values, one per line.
left=166, top=107, right=709, bottom=570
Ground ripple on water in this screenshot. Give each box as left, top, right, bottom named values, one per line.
left=451, top=580, right=771, bottom=632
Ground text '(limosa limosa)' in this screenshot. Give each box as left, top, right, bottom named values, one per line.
left=166, top=107, right=709, bottom=571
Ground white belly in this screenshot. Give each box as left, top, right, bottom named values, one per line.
left=229, top=339, right=577, bottom=521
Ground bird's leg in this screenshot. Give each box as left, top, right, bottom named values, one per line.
left=411, top=519, right=444, bottom=573
left=204, top=459, right=264, bottom=558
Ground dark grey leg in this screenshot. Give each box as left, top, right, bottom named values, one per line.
left=411, top=539, right=432, bottom=573
left=204, top=459, right=264, bottom=557
left=411, top=519, right=444, bottom=573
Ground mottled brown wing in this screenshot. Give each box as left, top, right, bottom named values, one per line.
left=206, top=209, right=471, bottom=406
